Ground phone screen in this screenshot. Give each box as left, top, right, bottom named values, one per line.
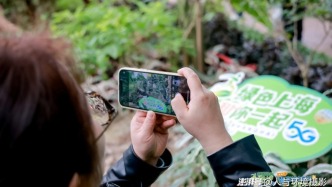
left=119, top=69, right=190, bottom=116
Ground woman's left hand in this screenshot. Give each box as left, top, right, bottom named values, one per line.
left=130, top=111, right=175, bottom=166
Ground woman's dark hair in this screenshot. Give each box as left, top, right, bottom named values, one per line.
left=0, top=34, right=102, bottom=187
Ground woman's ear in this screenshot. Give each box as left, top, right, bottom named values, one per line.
left=69, top=173, right=80, bottom=187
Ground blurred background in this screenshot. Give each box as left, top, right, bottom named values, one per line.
left=0, top=0, right=331, bottom=186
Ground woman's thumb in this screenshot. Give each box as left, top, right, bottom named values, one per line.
left=142, top=111, right=156, bottom=134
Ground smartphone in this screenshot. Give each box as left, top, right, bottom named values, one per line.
left=118, top=67, right=190, bottom=116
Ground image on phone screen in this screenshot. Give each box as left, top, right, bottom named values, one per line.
left=119, top=69, right=190, bottom=116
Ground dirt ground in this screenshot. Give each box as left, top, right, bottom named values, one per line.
left=102, top=109, right=133, bottom=173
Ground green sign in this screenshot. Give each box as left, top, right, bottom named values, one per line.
left=211, top=73, right=332, bottom=163
left=139, top=96, right=167, bottom=113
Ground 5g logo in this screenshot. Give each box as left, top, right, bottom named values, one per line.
left=283, top=119, right=319, bottom=146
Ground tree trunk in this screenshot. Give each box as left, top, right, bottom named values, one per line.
left=194, top=0, right=204, bottom=72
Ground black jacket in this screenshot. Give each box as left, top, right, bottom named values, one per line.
left=100, top=135, right=271, bottom=187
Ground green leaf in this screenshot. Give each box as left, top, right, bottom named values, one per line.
left=104, top=45, right=121, bottom=59
left=185, top=146, right=202, bottom=164
left=264, top=152, right=291, bottom=171
left=303, top=164, right=332, bottom=176
left=230, top=0, right=272, bottom=30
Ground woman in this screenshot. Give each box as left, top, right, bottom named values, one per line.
left=0, top=34, right=175, bottom=187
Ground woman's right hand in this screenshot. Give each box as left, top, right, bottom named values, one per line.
left=171, top=67, right=233, bottom=155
